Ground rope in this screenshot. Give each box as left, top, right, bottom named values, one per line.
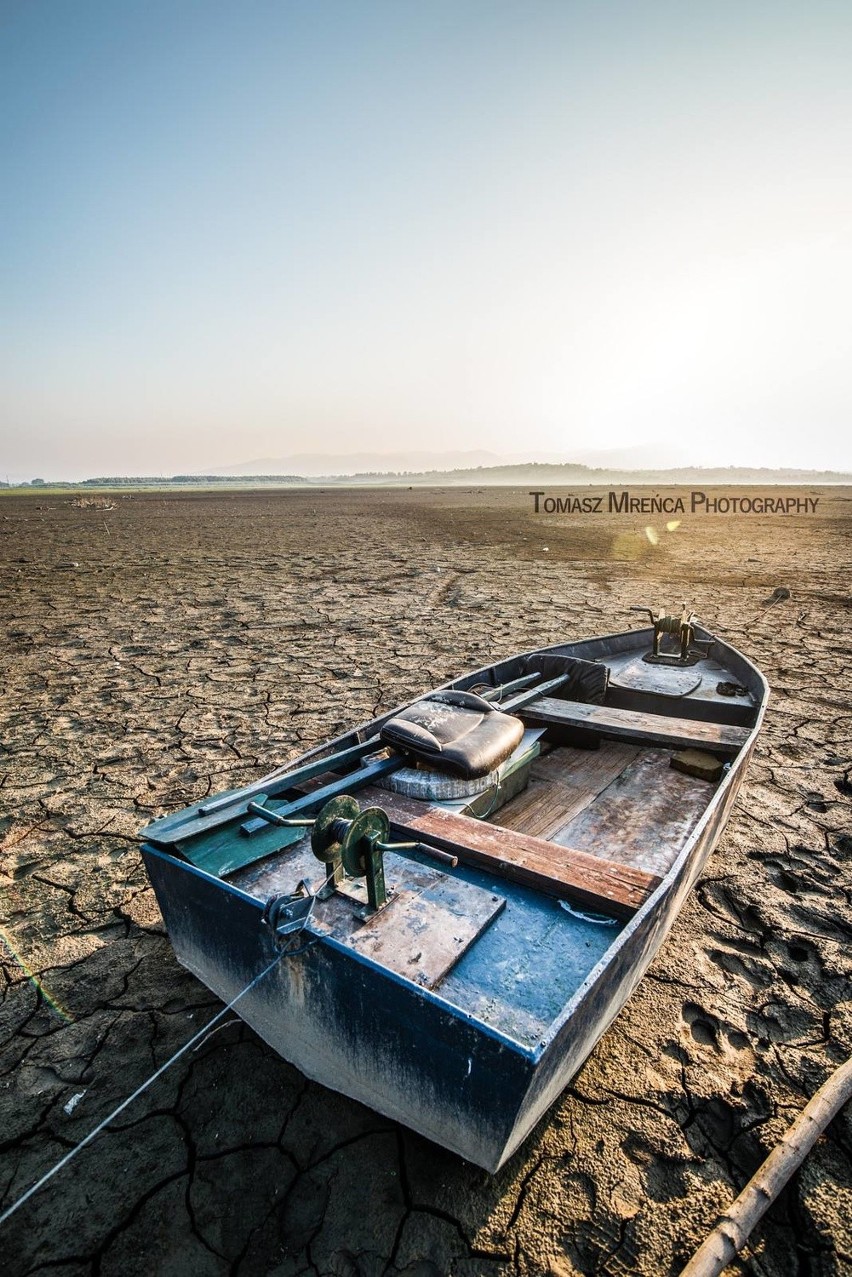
left=0, top=950, right=287, bottom=1229
left=477, top=778, right=503, bottom=820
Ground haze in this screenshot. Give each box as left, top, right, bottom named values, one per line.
left=2, top=1, right=851, bottom=481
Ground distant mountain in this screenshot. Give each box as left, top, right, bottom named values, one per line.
left=321, top=462, right=852, bottom=486
left=210, top=450, right=506, bottom=477
left=565, top=444, right=693, bottom=469
left=207, top=444, right=700, bottom=477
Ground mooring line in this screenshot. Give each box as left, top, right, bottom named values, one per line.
left=0, top=950, right=286, bottom=1228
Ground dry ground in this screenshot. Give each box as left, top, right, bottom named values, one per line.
left=1, top=485, right=850, bottom=1277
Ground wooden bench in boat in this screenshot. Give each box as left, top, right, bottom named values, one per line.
left=361, top=786, right=661, bottom=919
left=518, top=697, right=751, bottom=755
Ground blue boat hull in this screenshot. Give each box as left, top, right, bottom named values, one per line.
left=142, top=846, right=537, bottom=1167
left=141, top=625, right=767, bottom=1170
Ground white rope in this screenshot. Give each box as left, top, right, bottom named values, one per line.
left=0, top=951, right=286, bottom=1228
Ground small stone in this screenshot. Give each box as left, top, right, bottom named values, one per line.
left=670, top=749, right=724, bottom=782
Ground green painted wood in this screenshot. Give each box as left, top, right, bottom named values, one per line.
left=173, top=792, right=303, bottom=877
left=179, top=821, right=306, bottom=878
left=152, top=756, right=401, bottom=880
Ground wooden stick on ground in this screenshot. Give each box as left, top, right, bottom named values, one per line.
left=681, top=1057, right=852, bottom=1277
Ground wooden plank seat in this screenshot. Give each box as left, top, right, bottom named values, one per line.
left=361, top=787, right=661, bottom=919
left=518, top=697, right=750, bottom=755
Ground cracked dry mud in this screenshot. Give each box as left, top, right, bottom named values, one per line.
left=1, top=485, right=850, bottom=1277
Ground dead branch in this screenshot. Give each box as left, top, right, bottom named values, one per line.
left=681, top=1056, right=852, bottom=1276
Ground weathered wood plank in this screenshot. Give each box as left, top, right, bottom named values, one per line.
left=361, top=787, right=660, bottom=918
left=520, top=697, right=750, bottom=753
left=553, top=749, right=713, bottom=877
left=180, top=810, right=305, bottom=877
left=338, top=871, right=506, bottom=989
left=229, top=838, right=505, bottom=988
left=494, top=743, right=639, bottom=839
left=485, top=776, right=569, bottom=841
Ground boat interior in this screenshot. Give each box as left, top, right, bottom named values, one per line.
left=145, top=622, right=763, bottom=1049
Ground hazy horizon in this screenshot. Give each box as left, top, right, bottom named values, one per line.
left=3, top=1, right=851, bottom=482
left=5, top=448, right=852, bottom=487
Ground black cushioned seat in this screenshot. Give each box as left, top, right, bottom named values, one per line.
left=380, top=690, right=525, bottom=780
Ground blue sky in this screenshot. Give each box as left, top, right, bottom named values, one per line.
left=2, top=0, right=851, bottom=478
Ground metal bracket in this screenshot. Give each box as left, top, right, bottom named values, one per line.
left=262, top=880, right=316, bottom=943
left=335, top=876, right=398, bottom=922
left=643, top=649, right=704, bottom=667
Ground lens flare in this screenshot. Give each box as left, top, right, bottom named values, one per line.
left=610, top=532, right=645, bottom=560
left=667, top=520, right=681, bottom=532
left=644, top=526, right=659, bottom=545
left=0, top=925, right=73, bottom=1023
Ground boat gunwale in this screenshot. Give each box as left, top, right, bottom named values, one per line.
left=142, top=618, right=760, bottom=843
left=264, top=619, right=763, bottom=778
left=528, top=626, right=770, bottom=1062
left=262, top=619, right=762, bottom=763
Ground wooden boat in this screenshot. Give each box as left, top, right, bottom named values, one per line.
left=140, top=615, right=767, bottom=1172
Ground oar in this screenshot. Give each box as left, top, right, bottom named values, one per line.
left=144, top=672, right=563, bottom=847
left=143, top=737, right=384, bottom=844
left=197, top=738, right=379, bottom=816
left=478, top=672, right=541, bottom=701
left=208, top=675, right=539, bottom=814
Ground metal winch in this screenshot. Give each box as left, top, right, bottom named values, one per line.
left=308, top=794, right=404, bottom=910
left=632, top=604, right=711, bottom=666
left=248, top=793, right=455, bottom=916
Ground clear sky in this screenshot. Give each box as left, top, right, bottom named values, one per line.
left=2, top=0, right=850, bottom=480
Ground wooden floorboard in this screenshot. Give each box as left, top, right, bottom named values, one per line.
left=552, top=748, right=714, bottom=877
left=320, top=859, right=506, bottom=989
left=494, top=743, right=639, bottom=839
left=484, top=742, right=715, bottom=878
left=233, top=844, right=504, bottom=989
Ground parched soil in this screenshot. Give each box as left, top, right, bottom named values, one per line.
left=1, top=485, right=850, bottom=1276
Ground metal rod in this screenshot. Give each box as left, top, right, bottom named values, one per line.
left=240, top=755, right=402, bottom=836
left=377, top=836, right=459, bottom=868
left=411, top=843, right=458, bottom=868
left=479, top=672, right=541, bottom=702
left=245, top=803, right=316, bottom=829
left=500, top=672, right=571, bottom=711
left=197, top=737, right=381, bottom=815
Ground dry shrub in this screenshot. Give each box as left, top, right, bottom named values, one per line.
left=70, top=496, right=116, bottom=510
